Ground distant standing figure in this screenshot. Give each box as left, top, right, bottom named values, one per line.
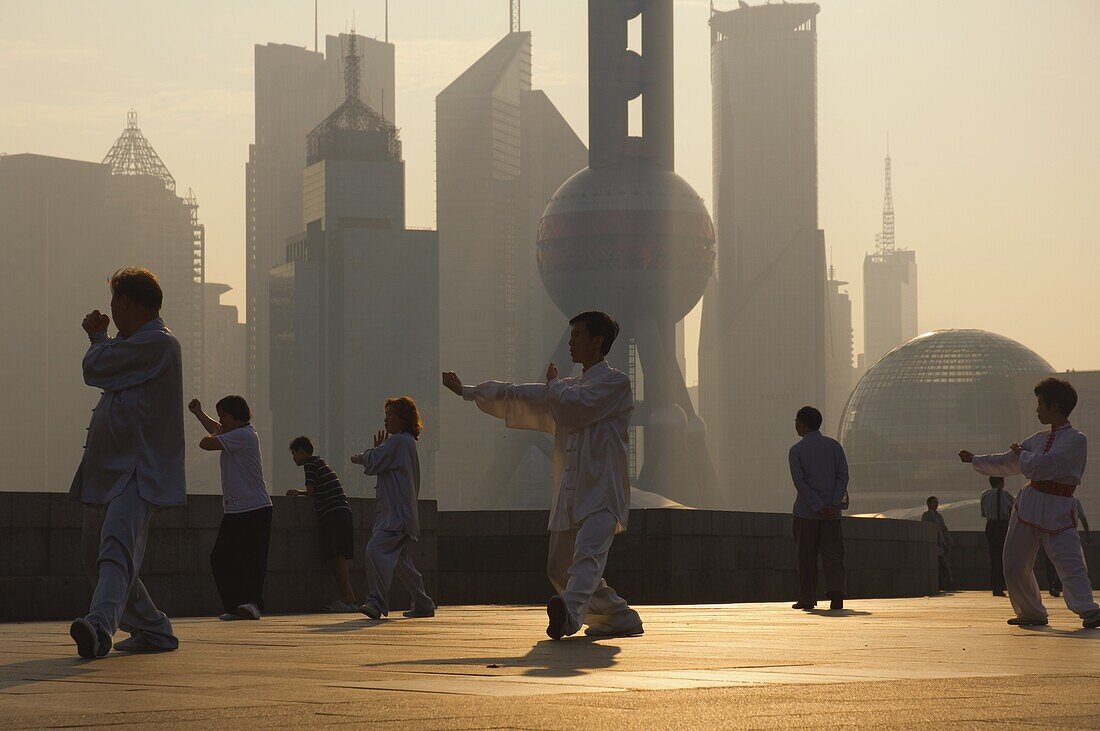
left=960, top=377, right=1100, bottom=629
left=351, top=397, right=436, bottom=620
left=69, top=267, right=184, bottom=659
left=788, top=406, right=850, bottom=611
left=980, top=476, right=1014, bottom=597
left=922, top=496, right=953, bottom=591
left=287, top=436, right=358, bottom=612
left=190, top=396, right=272, bottom=621
left=1041, top=496, right=1091, bottom=598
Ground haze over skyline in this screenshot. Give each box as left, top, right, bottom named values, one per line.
left=3, top=0, right=1098, bottom=383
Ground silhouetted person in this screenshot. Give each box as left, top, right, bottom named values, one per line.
left=980, top=476, right=1013, bottom=596
left=190, top=396, right=272, bottom=621
left=1040, top=496, right=1090, bottom=598
left=960, top=377, right=1100, bottom=629
left=351, top=397, right=435, bottom=620
left=443, top=311, right=643, bottom=640
left=69, top=267, right=183, bottom=659
left=287, top=436, right=357, bottom=611
left=788, top=406, right=849, bottom=611
left=922, top=496, right=953, bottom=591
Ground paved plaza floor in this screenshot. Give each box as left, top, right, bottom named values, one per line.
left=2, top=592, right=1099, bottom=728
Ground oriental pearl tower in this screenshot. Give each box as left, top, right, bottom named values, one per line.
left=537, top=0, right=720, bottom=505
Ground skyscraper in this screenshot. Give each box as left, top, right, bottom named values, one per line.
left=862, top=151, right=918, bottom=368
left=269, top=33, right=438, bottom=495
left=825, top=264, right=855, bottom=436
left=699, top=2, right=827, bottom=511
left=247, top=33, right=394, bottom=469
left=436, top=29, right=587, bottom=509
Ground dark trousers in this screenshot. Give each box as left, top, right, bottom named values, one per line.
left=985, top=520, right=1009, bottom=592
left=1041, top=548, right=1062, bottom=593
left=793, top=516, right=846, bottom=605
left=211, top=506, right=272, bottom=613
left=937, top=554, right=954, bottom=590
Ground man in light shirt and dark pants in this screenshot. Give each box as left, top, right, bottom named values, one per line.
left=980, top=476, right=1013, bottom=597
left=788, top=406, right=850, bottom=611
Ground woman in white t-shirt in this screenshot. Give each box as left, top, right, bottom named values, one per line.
left=190, top=395, right=272, bottom=621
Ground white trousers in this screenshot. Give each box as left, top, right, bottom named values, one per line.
left=81, top=476, right=178, bottom=648
left=1003, top=511, right=1099, bottom=620
left=364, top=529, right=434, bottom=616
left=547, top=510, right=640, bottom=636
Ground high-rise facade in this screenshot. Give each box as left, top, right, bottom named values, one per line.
left=269, top=35, right=438, bottom=495
left=825, top=266, right=855, bottom=436
left=862, top=152, right=918, bottom=368
left=436, top=31, right=587, bottom=509
left=247, top=33, right=394, bottom=470
left=699, top=3, right=827, bottom=510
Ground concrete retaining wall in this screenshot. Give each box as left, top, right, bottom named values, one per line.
left=0, top=493, right=437, bottom=622
left=437, top=510, right=940, bottom=605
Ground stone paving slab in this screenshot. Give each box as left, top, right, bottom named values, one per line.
left=1, top=592, right=1099, bottom=728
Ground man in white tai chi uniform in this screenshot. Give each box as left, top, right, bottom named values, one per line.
left=69, top=267, right=186, bottom=657
left=442, top=310, right=643, bottom=640
left=960, top=377, right=1100, bottom=629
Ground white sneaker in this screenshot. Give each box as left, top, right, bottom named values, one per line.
left=236, top=603, right=261, bottom=620
left=219, top=612, right=244, bottom=621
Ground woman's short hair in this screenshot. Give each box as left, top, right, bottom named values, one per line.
left=385, top=396, right=423, bottom=439
left=109, top=267, right=163, bottom=311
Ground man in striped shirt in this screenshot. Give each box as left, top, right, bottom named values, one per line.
left=287, top=436, right=357, bottom=612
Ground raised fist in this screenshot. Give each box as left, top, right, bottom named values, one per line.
left=82, top=310, right=110, bottom=335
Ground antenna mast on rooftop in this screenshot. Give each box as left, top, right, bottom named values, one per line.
left=510, top=0, right=521, bottom=33
left=874, top=139, right=896, bottom=257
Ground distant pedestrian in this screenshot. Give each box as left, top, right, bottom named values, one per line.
left=922, top=496, right=953, bottom=590
left=960, top=377, right=1100, bottom=629
left=980, top=477, right=1014, bottom=596
left=287, top=436, right=358, bottom=612
left=190, top=396, right=272, bottom=621
left=69, top=267, right=183, bottom=659
left=788, top=405, right=849, bottom=611
left=351, top=397, right=435, bottom=620
left=1040, top=496, right=1091, bottom=598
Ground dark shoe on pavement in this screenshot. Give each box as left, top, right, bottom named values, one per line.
left=403, top=607, right=436, bottom=618
left=993, top=590, right=1007, bottom=597
left=70, top=618, right=110, bottom=659
left=585, top=624, right=644, bottom=639
left=1007, top=616, right=1048, bottom=626
left=1083, top=611, right=1100, bottom=629
left=1049, top=589, right=1061, bottom=598
left=114, top=636, right=178, bottom=653
left=546, top=595, right=569, bottom=640
left=360, top=603, right=382, bottom=620
left=827, top=592, right=844, bottom=611
left=792, top=602, right=816, bottom=610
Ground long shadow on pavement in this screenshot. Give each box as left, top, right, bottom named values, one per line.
left=805, top=608, right=873, bottom=617
left=0, top=656, right=99, bottom=691
left=1019, top=626, right=1100, bottom=640
left=361, top=638, right=622, bottom=678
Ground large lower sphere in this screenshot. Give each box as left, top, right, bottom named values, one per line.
left=536, top=163, right=715, bottom=322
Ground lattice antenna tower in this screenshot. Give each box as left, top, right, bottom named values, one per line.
left=874, top=139, right=895, bottom=256
left=510, top=0, right=521, bottom=33
left=345, top=26, right=361, bottom=101
left=102, top=109, right=176, bottom=192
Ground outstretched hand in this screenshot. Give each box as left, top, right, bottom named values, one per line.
left=546, top=362, right=558, bottom=382
left=82, top=310, right=110, bottom=336
left=188, top=399, right=202, bottom=415
left=958, top=450, right=974, bottom=463
left=350, top=453, right=362, bottom=465
left=442, top=371, right=463, bottom=396
left=373, top=430, right=387, bottom=448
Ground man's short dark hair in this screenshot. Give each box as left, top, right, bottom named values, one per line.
left=1034, top=377, right=1078, bottom=417
left=215, top=395, right=251, bottom=423
left=989, top=476, right=1004, bottom=488
left=795, top=405, right=823, bottom=431
left=927, top=496, right=938, bottom=506
left=289, top=436, right=314, bottom=454
left=569, top=311, right=620, bottom=356
left=109, top=266, right=163, bottom=311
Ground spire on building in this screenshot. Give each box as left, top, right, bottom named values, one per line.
left=102, top=109, right=176, bottom=192
left=874, top=144, right=895, bottom=257
left=510, top=0, right=521, bottom=33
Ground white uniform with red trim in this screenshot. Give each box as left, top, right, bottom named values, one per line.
left=971, top=423, right=1099, bottom=623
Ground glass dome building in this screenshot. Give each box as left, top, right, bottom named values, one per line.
left=839, top=329, right=1053, bottom=513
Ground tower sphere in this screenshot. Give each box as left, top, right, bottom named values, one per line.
left=536, top=161, right=716, bottom=322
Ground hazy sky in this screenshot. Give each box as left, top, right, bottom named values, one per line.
left=3, top=0, right=1098, bottom=384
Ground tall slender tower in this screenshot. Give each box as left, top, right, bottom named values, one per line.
left=862, top=149, right=918, bottom=368
left=700, top=2, right=827, bottom=511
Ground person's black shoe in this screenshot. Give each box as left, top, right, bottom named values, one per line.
left=792, top=601, right=815, bottom=610
left=546, top=595, right=569, bottom=640
left=1084, top=612, right=1100, bottom=630
left=827, top=592, right=844, bottom=611
left=70, top=618, right=110, bottom=659
left=1050, top=589, right=1061, bottom=598
left=993, top=590, right=1007, bottom=597
left=1007, top=616, right=1048, bottom=626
